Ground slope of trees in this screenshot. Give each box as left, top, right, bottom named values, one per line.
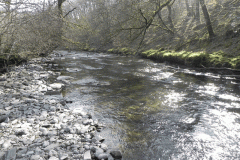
left=0, top=0, right=239, bottom=68
left=0, top=0, right=67, bottom=60
left=62, top=0, right=240, bottom=54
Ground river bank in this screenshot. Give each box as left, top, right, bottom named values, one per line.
left=0, top=56, right=122, bottom=160
left=106, top=47, right=240, bottom=71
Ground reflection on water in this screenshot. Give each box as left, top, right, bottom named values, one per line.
left=49, top=51, right=240, bottom=159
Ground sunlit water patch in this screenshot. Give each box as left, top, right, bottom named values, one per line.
left=196, top=83, right=219, bottom=96
left=163, top=91, right=186, bottom=108
left=218, top=94, right=240, bottom=101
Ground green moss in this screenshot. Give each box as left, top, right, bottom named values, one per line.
left=142, top=49, right=157, bottom=58
left=140, top=49, right=234, bottom=68
left=141, top=49, right=209, bottom=67
left=230, top=56, right=240, bottom=69
left=107, top=47, right=135, bottom=55
left=119, top=48, right=129, bottom=53
left=107, top=48, right=116, bottom=53
left=89, top=48, right=97, bottom=52
left=185, top=52, right=209, bottom=67
left=209, top=51, right=231, bottom=67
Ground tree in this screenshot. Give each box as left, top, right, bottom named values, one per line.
left=185, top=0, right=192, bottom=16
left=117, top=0, right=174, bottom=48
left=199, top=0, right=215, bottom=39
left=195, top=0, right=200, bottom=22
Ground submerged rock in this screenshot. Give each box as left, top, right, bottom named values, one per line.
left=110, top=150, right=122, bottom=159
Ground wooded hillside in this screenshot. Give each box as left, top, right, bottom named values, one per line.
left=0, top=0, right=239, bottom=67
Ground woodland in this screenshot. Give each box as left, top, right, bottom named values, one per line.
left=0, top=0, right=240, bottom=69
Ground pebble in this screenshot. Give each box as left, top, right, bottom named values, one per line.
left=49, top=156, right=59, bottom=160
left=43, top=141, right=49, bottom=147
left=5, top=148, right=17, bottom=160
left=60, top=154, right=68, bottom=160
left=30, top=155, right=42, bottom=160
left=97, top=153, right=108, bottom=160
left=84, top=150, right=91, bottom=160
left=0, top=57, right=121, bottom=160
left=2, top=140, right=11, bottom=149
left=100, top=144, right=108, bottom=151
left=49, top=149, right=58, bottom=157
left=44, top=143, right=59, bottom=152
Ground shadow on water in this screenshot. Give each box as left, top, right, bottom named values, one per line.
left=50, top=51, right=240, bottom=159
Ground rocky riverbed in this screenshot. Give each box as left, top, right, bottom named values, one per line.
left=0, top=57, right=122, bottom=160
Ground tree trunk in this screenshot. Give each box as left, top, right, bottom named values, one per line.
left=58, top=0, right=65, bottom=17
left=167, top=5, right=174, bottom=30
left=195, top=0, right=200, bottom=22
left=185, top=0, right=191, bottom=16
left=54, top=0, right=65, bottom=49
left=199, top=0, right=215, bottom=39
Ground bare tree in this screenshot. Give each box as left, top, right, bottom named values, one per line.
left=199, top=0, right=215, bottom=39
left=195, top=0, right=200, bottom=22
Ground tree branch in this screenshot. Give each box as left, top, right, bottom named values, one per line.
left=63, top=7, right=76, bottom=18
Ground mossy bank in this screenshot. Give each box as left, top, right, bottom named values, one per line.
left=107, top=48, right=240, bottom=70
left=140, top=49, right=240, bottom=69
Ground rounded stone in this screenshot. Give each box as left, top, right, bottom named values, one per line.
left=84, top=145, right=90, bottom=150
left=49, top=149, right=58, bottom=157
left=100, top=144, right=108, bottom=152
left=110, top=150, right=122, bottom=159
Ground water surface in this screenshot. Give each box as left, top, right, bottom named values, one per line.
left=49, top=51, right=240, bottom=159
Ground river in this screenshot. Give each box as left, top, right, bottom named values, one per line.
left=48, top=50, right=240, bottom=159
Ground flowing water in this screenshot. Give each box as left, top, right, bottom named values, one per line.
left=48, top=51, right=240, bottom=159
